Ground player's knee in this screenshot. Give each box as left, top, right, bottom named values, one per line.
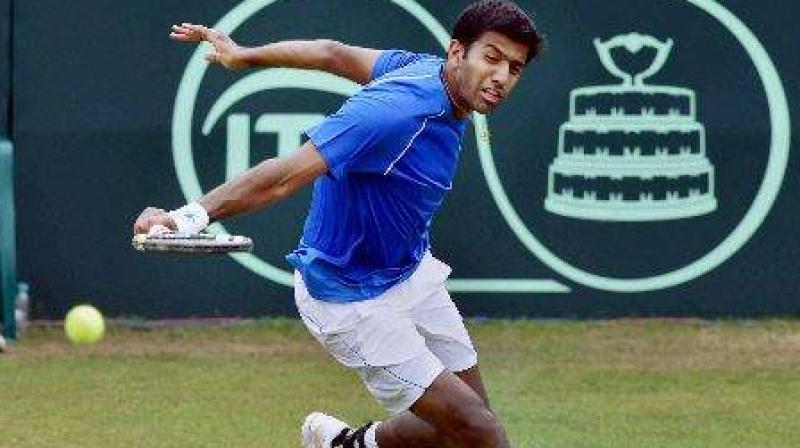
left=451, top=405, right=504, bottom=448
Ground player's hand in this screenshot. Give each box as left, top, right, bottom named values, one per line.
left=133, top=207, right=178, bottom=235
left=170, top=23, right=248, bottom=70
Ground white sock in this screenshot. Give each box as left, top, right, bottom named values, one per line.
left=365, top=421, right=381, bottom=448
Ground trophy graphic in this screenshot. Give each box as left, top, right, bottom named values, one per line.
left=544, top=33, right=717, bottom=221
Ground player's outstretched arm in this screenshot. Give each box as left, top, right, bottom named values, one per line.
left=133, top=141, right=328, bottom=235
left=197, top=141, right=327, bottom=221
left=170, top=23, right=381, bottom=85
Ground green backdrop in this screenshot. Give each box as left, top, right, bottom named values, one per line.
left=5, top=0, right=798, bottom=319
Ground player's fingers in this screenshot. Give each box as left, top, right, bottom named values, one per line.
left=148, top=224, right=171, bottom=236
left=136, top=207, right=159, bottom=221
left=134, top=213, right=155, bottom=234
left=204, top=52, right=219, bottom=63
left=171, top=34, right=202, bottom=43
left=146, top=207, right=166, bottom=216
left=169, top=32, right=192, bottom=42
left=139, top=216, right=174, bottom=234
left=170, top=28, right=205, bottom=42
left=167, top=217, right=178, bottom=230
left=133, top=208, right=166, bottom=234
left=170, top=26, right=190, bottom=36
left=157, top=216, right=178, bottom=231
left=182, top=23, right=210, bottom=38
left=133, top=218, right=151, bottom=235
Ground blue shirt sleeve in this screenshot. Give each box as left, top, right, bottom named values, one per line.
left=369, top=50, right=424, bottom=81
left=306, top=88, right=422, bottom=179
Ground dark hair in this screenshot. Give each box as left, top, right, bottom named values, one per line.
left=452, top=0, right=544, bottom=64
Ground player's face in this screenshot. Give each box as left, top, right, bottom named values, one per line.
left=449, top=31, right=528, bottom=114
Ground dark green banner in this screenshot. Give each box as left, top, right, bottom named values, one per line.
left=12, top=0, right=799, bottom=319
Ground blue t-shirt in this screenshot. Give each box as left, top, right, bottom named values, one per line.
left=286, top=50, right=468, bottom=302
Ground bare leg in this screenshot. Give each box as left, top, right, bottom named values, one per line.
left=456, top=365, right=491, bottom=405
left=375, top=365, right=510, bottom=447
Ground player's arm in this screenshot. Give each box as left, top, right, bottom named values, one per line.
left=170, top=23, right=381, bottom=85
left=198, top=141, right=327, bottom=221
left=133, top=142, right=328, bottom=234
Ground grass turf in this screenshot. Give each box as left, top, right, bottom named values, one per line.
left=0, top=319, right=798, bottom=447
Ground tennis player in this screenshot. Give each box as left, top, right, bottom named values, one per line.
left=134, top=1, right=542, bottom=446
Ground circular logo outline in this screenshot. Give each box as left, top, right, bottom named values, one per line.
left=174, top=0, right=791, bottom=293
left=475, top=0, right=792, bottom=292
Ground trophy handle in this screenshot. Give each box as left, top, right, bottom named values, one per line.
left=594, top=37, right=633, bottom=85
left=594, top=33, right=674, bottom=86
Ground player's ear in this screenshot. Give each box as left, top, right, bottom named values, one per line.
left=447, top=39, right=466, bottom=65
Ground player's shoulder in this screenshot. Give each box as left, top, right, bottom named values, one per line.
left=362, top=53, right=445, bottom=114
left=370, top=49, right=441, bottom=80
left=370, top=51, right=443, bottom=85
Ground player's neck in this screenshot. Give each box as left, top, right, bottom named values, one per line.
left=442, top=66, right=470, bottom=119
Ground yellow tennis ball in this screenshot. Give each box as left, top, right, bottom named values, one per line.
left=64, top=305, right=105, bottom=345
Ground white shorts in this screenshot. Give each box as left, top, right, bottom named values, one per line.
left=295, top=252, right=478, bottom=415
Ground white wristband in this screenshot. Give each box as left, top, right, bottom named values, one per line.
left=168, top=202, right=210, bottom=234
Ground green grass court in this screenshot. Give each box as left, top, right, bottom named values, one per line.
left=1, top=319, right=798, bottom=447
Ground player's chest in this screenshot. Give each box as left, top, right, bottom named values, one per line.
left=390, top=120, right=463, bottom=190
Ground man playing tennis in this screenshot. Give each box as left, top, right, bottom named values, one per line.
left=134, top=1, right=542, bottom=446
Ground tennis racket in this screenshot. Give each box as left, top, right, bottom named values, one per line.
left=132, top=229, right=253, bottom=254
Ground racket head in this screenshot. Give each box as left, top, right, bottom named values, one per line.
left=132, top=231, right=253, bottom=254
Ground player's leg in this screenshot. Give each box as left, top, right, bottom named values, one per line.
left=374, top=253, right=510, bottom=446
left=455, top=365, right=490, bottom=404
left=373, top=366, right=490, bottom=447
left=455, top=364, right=510, bottom=443
left=374, top=366, right=507, bottom=447
left=376, top=366, right=508, bottom=448
left=294, top=255, right=509, bottom=447
left=294, top=270, right=451, bottom=447
left=370, top=365, right=491, bottom=445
